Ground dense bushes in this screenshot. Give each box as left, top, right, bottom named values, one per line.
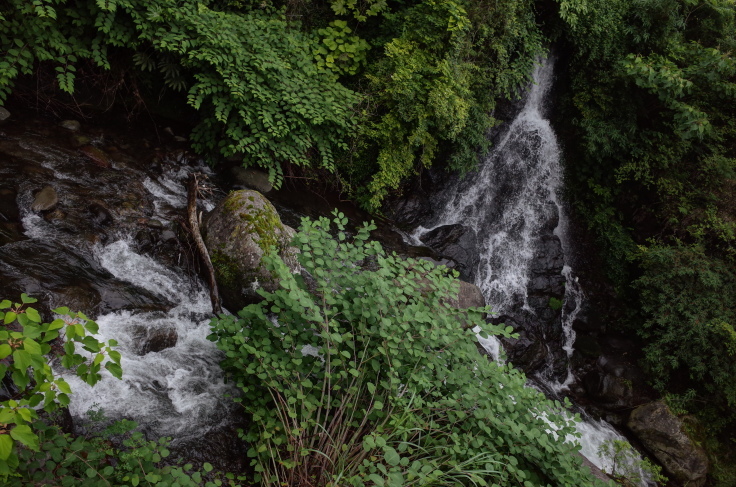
left=0, top=296, right=234, bottom=486
left=553, top=0, right=736, bottom=466
left=209, top=212, right=606, bottom=487
left=0, top=0, right=543, bottom=208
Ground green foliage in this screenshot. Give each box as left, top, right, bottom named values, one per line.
left=548, top=297, right=563, bottom=311
left=313, top=20, right=370, bottom=76
left=633, top=244, right=736, bottom=420
left=352, top=0, right=543, bottom=210
left=556, top=0, right=736, bottom=260
left=597, top=439, right=667, bottom=486
left=0, top=0, right=358, bottom=189
left=210, top=211, right=608, bottom=487
left=8, top=414, right=239, bottom=487
left=0, top=295, right=121, bottom=478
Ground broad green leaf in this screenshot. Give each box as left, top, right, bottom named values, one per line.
left=10, top=424, right=39, bottom=451
left=0, top=344, right=11, bottom=360
left=85, top=320, right=99, bottom=334
left=4, top=312, right=16, bottom=324
left=13, top=349, right=31, bottom=371
left=383, top=446, right=400, bottom=466
left=0, top=435, right=12, bottom=460
left=48, top=319, right=65, bottom=331
left=25, top=308, right=41, bottom=323
left=105, top=362, right=123, bottom=380
left=23, top=338, right=42, bottom=355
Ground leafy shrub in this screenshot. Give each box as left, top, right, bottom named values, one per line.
left=210, top=211, right=607, bottom=486
left=0, top=0, right=358, bottom=188
left=634, top=243, right=736, bottom=428
left=0, top=295, right=238, bottom=486
left=0, top=294, right=121, bottom=477
left=598, top=439, right=667, bottom=486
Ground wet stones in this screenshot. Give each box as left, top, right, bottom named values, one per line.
left=79, top=145, right=112, bottom=168
left=60, top=120, right=81, bottom=131
left=31, top=185, right=59, bottom=212
left=628, top=401, right=709, bottom=487
left=230, top=166, right=273, bottom=194
left=88, top=201, right=113, bottom=226
left=0, top=107, right=10, bottom=121
left=131, top=325, right=178, bottom=355
left=420, top=224, right=478, bottom=282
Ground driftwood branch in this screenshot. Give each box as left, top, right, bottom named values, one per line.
left=187, top=174, right=222, bottom=315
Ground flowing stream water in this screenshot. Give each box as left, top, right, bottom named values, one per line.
left=412, top=57, right=650, bottom=482
left=3, top=127, right=238, bottom=459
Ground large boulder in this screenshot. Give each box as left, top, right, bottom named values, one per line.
left=420, top=224, right=478, bottom=282
left=230, top=167, right=273, bottom=193
left=204, top=190, right=298, bottom=310
left=627, top=401, right=709, bottom=486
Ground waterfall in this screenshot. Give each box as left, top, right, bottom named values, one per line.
left=411, top=56, right=651, bottom=483
left=414, top=57, right=579, bottom=377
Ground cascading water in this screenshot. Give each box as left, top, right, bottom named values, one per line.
left=411, top=57, right=651, bottom=483
left=7, top=129, right=237, bottom=453
left=414, top=56, right=578, bottom=379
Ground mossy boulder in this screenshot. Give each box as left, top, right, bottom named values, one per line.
left=204, top=190, right=298, bottom=310
left=627, top=400, right=709, bottom=486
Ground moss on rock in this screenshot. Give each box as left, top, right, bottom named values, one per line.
left=204, top=190, right=298, bottom=310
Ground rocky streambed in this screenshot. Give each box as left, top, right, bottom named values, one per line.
left=0, top=102, right=710, bottom=485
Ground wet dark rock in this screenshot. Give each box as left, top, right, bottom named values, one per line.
left=147, top=219, right=164, bottom=230
left=204, top=190, right=298, bottom=310
left=0, top=188, right=19, bottom=222
left=79, top=145, right=111, bottom=168
left=60, top=120, right=81, bottom=131
left=528, top=235, right=564, bottom=297
left=0, top=107, right=10, bottom=121
left=500, top=323, right=548, bottom=372
left=0, top=241, right=172, bottom=316
left=171, top=422, right=249, bottom=473
left=54, top=284, right=102, bottom=315
left=71, top=135, right=91, bottom=148
left=574, top=334, right=603, bottom=359
left=135, top=229, right=156, bottom=252
left=231, top=166, right=273, bottom=193
left=88, top=201, right=113, bottom=226
left=628, top=401, right=709, bottom=487
left=132, top=325, right=178, bottom=355
left=583, top=355, right=653, bottom=409
left=420, top=224, right=478, bottom=282
left=32, top=185, right=59, bottom=212
left=540, top=201, right=560, bottom=233
left=457, top=280, right=485, bottom=309
left=388, top=193, right=433, bottom=228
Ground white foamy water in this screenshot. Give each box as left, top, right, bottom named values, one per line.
left=411, top=56, right=649, bottom=480
left=59, top=240, right=233, bottom=439
left=14, top=154, right=234, bottom=440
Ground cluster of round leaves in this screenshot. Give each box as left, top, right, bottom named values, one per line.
left=10, top=414, right=241, bottom=487
left=0, top=294, right=121, bottom=477
left=209, top=211, right=609, bottom=487
left=0, top=295, right=242, bottom=486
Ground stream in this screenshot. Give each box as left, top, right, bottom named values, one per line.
left=0, top=57, right=650, bottom=482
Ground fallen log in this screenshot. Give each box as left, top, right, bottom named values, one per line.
left=187, top=173, right=222, bottom=315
